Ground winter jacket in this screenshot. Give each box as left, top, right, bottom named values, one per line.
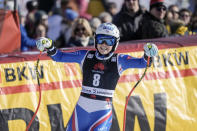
left=20, top=24, right=36, bottom=51
left=138, top=11, right=168, bottom=39
left=112, top=4, right=145, bottom=42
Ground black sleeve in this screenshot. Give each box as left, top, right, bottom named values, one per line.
left=46, top=41, right=57, bottom=56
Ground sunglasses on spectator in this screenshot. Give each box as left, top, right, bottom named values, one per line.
left=75, top=27, right=86, bottom=33
left=156, top=6, right=167, bottom=12
left=180, top=14, right=190, bottom=18
left=95, top=34, right=116, bottom=46
left=171, top=10, right=179, bottom=14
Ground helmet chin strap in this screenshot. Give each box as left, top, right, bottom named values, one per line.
left=94, top=35, right=119, bottom=60
left=95, top=50, right=114, bottom=60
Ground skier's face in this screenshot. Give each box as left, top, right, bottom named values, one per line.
left=95, top=34, right=116, bottom=55
left=97, top=43, right=113, bottom=55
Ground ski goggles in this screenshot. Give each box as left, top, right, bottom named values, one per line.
left=95, top=34, right=116, bottom=46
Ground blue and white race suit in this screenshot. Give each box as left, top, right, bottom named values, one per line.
left=50, top=49, right=148, bottom=131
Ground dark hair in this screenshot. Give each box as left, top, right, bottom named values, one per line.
left=26, top=1, right=38, bottom=12
left=179, top=8, right=192, bottom=16
left=61, top=0, right=69, bottom=6
left=107, top=2, right=117, bottom=9
left=168, top=5, right=179, bottom=10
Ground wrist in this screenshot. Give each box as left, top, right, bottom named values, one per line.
left=144, top=53, right=152, bottom=67
left=144, top=53, right=149, bottom=60
left=47, top=47, right=57, bottom=56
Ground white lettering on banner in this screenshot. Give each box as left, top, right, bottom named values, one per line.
left=81, top=86, right=114, bottom=97
left=153, top=51, right=189, bottom=67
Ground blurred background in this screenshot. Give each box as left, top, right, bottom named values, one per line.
left=0, top=0, right=196, bottom=53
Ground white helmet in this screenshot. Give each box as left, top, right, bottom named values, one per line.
left=95, top=23, right=120, bottom=54
left=95, top=23, right=120, bottom=38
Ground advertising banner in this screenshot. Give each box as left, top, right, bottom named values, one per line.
left=0, top=43, right=197, bottom=131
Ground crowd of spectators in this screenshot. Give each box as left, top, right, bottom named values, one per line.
left=17, top=0, right=197, bottom=51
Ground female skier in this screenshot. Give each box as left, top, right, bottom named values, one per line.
left=36, top=23, right=158, bottom=131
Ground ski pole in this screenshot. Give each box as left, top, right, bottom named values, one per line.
left=26, top=51, right=42, bottom=131
left=123, top=50, right=151, bottom=131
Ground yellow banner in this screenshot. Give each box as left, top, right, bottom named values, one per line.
left=0, top=46, right=197, bottom=131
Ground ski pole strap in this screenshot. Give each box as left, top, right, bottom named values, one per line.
left=123, top=56, right=150, bottom=131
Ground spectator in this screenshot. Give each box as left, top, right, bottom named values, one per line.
left=60, top=0, right=69, bottom=15
left=87, top=0, right=108, bottom=17
left=98, top=12, right=112, bottom=23
left=179, top=8, right=192, bottom=27
left=106, top=2, right=118, bottom=16
left=165, top=10, right=178, bottom=35
left=47, top=8, right=63, bottom=42
left=168, top=5, right=179, bottom=21
left=140, top=5, right=148, bottom=12
left=191, top=12, right=197, bottom=33
left=26, top=0, right=38, bottom=13
left=165, top=10, right=173, bottom=34
left=4, top=0, right=14, bottom=10
left=68, top=18, right=94, bottom=47
left=113, top=0, right=146, bottom=42
left=34, top=10, right=48, bottom=28
left=19, top=11, right=36, bottom=51
left=38, top=0, right=55, bottom=13
left=165, top=10, right=190, bottom=36
left=25, top=10, right=48, bottom=39
left=138, top=0, right=168, bottom=39
left=77, top=0, right=92, bottom=20
left=89, top=17, right=102, bottom=34
left=52, top=8, right=79, bottom=48
left=170, top=20, right=190, bottom=36
left=189, top=3, right=197, bottom=33
left=25, top=0, right=38, bottom=38
left=60, top=0, right=79, bottom=15
left=60, top=8, right=79, bottom=47
left=179, top=8, right=193, bottom=35
left=0, top=0, right=4, bottom=9
left=35, top=24, right=47, bottom=39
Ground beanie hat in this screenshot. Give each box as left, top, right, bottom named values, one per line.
left=150, top=0, right=166, bottom=10
left=64, top=9, right=79, bottom=21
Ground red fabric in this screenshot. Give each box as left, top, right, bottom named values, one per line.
left=72, top=109, right=76, bottom=131
left=77, top=0, right=92, bottom=20
left=150, top=0, right=164, bottom=5
left=0, top=10, right=21, bottom=54
left=90, top=111, right=112, bottom=131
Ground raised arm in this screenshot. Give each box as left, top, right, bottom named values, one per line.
left=36, top=37, right=88, bottom=64
left=118, top=43, right=158, bottom=73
